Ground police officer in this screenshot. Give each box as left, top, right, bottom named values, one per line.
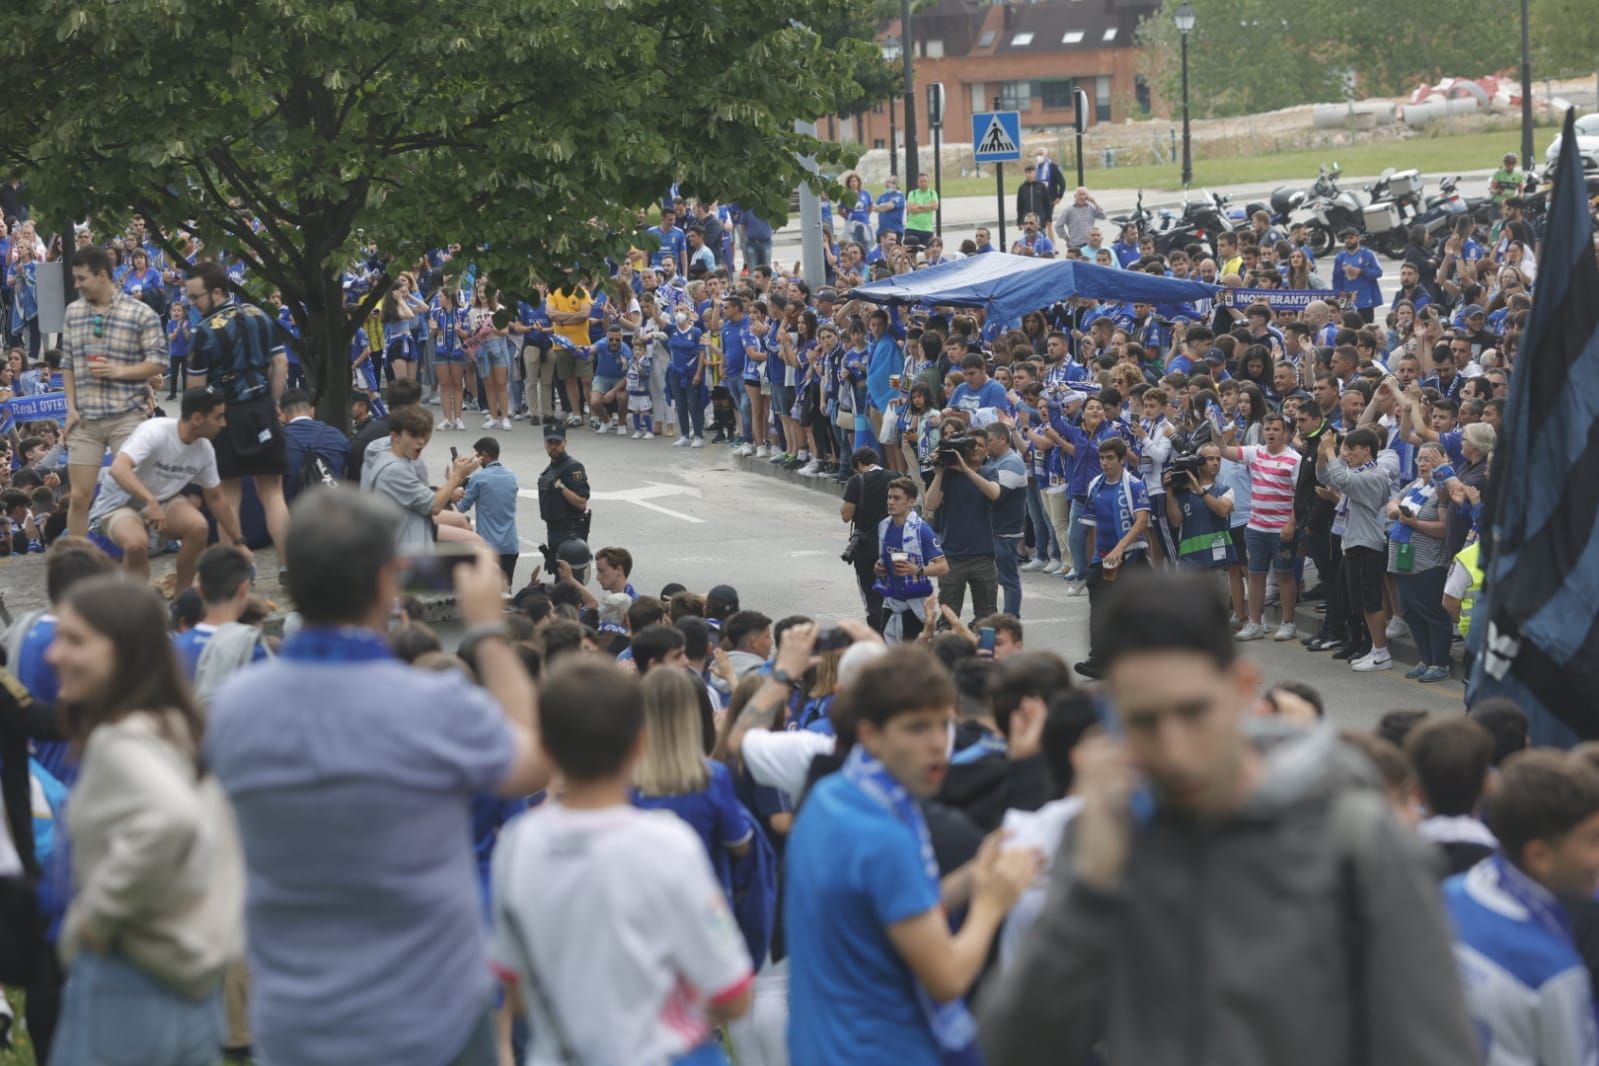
left=184, top=260, right=290, bottom=564
left=538, top=423, right=591, bottom=574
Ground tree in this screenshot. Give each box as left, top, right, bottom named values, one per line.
left=1135, top=0, right=1517, bottom=119
left=0, top=0, right=887, bottom=427
left=1531, top=0, right=1599, bottom=106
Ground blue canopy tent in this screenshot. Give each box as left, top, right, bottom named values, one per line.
left=845, top=252, right=1219, bottom=335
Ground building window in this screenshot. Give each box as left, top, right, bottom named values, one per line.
left=1010, top=31, right=1034, bottom=46
left=1040, top=79, right=1078, bottom=110
left=997, top=80, right=1032, bottom=110
left=1062, top=30, right=1084, bottom=44
left=923, top=38, right=944, bottom=58
left=971, top=82, right=987, bottom=113
left=873, top=138, right=885, bottom=150
left=1102, top=27, right=1118, bottom=42
left=1096, top=76, right=1111, bottom=121
left=872, top=102, right=884, bottom=114
left=977, top=29, right=996, bottom=47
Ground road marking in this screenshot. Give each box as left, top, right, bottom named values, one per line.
left=520, top=480, right=704, bottom=523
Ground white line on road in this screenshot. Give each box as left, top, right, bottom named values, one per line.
left=518, top=480, right=705, bottom=523
left=628, top=499, right=705, bottom=524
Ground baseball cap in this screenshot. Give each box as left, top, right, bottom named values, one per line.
left=1503, top=152, right=1517, bottom=163
left=1203, top=346, right=1227, bottom=363
left=706, top=584, right=740, bottom=614
left=1337, top=227, right=1359, bottom=239
left=1463, top=304, right=1486, bottom=319
left=543, top=423, right=567, bottom=442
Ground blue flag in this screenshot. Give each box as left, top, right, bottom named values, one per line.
left=1466, top=109, right=1599, bottom=744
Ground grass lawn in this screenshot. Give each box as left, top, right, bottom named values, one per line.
left=934, top=126, right=1560, bottom=197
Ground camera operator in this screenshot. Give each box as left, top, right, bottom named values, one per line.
left=840, top=447, right=893, bottom=630
left=1163, top=442, right=1235, bottom=578
left=924, top=427, right=1001, bottom=622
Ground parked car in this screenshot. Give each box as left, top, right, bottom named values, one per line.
left=1545, top=112, right=1599, bottom=173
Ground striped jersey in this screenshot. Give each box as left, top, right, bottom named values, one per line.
left=1239, top=445, right=1302, bottom=533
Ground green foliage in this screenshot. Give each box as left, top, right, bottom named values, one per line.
left=1531, top=0, right=1599, bottom=77
left=1136, top=0, right=1518, bottom=118
left=0, top=0, right=887, bottom=425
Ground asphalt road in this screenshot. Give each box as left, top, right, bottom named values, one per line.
left=434, top=421, right=1466, bottom=731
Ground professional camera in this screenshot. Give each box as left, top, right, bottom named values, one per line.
left=1163, top=450, right=1207, bottom=490
left=937, top=433, right=977, bottom=468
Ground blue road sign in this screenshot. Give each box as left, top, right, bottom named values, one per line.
left=972, top=110, right=1022, bottom=163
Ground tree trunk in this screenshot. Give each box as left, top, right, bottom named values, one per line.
left=305, top=273, right=354, bottom=434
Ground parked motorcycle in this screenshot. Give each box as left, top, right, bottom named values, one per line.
left=1360, top=168, right=1424, bottom=258
left=1289, top=164, right=1366, bottom=257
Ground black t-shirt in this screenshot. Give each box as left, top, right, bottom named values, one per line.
left=844, top=467, right=892, bottom=545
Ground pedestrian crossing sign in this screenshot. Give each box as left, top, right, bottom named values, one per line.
left=972, top=110, right=1022, bottom=163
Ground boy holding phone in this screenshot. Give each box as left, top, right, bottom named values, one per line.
left=980, top=571, right=1476, bottom=1066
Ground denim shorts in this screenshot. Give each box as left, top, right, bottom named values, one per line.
left=593, top=375, right=622, bottom=393
left=434, top=347, right=467, bottom=365
left=476, top=338, right=513, bottom=373
left=1244, top=526, right=1298, bottom=574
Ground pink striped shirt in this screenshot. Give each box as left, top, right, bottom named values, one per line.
left=1241, top=445, right=1303, bottom=533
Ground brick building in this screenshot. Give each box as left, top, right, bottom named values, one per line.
left=830, top=0, right=1159, bottom=152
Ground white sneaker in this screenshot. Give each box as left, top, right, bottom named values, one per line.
left=754, top=445, right=770, bottom=458
left=566, top=414, right=583, bottom=427
left=1228, top=612, right=1245, bottom=628
left=798, top=460, right=820, bottom=476
left=642, top=431, right=655, bottom=440
left=1043, top=560, right=1064, bottom=575
left=673, top=436, right=692, bottom=448
left=1273, top=623, right=1297, bottom=642
left=631, top=430, right=644, bottom=439
left=1234, top=622, right=1267, bottom=641
left=1021, top=558, right=1047, bottom=572
left=482, top=416, right=497, bottom=429
left=1066, top=580, right=1087, bottom=597
left=1352, top=649, right=1393, bottom=672
left=1385, top=617, right=1409, bottom=640
left=691, top=437, right=705, bottom=449
left=501, top=418, right=513, bottom=430
left=615, top=423, right=629, bottom=435
left=735, top=444, right=754, bottom=457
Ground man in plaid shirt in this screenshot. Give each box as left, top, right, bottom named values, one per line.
left=61, top=246, right=166, bottom=537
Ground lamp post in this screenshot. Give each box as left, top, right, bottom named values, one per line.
left=882, top=37, right=901, bottom=177
left=1175, top=1, right=1195, bottom=190
left=900, top=0, right=918, bottom=187
left=1518, top=0, right=1533, bottom=170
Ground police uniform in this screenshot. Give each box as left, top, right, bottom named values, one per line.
left=538, top=435, right=592, bottom=550
left=187, top=299, right=288, bottom=478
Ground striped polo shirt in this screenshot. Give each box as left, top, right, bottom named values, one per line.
left=1240, top=445, right=1302, bottom=533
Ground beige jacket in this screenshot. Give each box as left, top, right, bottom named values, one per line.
left=61, top=710, right=244, bottom=999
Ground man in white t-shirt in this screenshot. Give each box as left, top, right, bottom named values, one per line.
left=88, top=386, right=249, bottom=593
left=1218, top=414, right=1304, bottom=641
left=491, top=659, right=752, bottom=1065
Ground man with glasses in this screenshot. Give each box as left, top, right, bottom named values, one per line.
left=185, top=260, right=291, bottom=565
left=60, top=245, right=168, bottom=538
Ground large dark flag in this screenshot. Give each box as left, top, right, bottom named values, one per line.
left=1466, top=108, right=1599, bottom=745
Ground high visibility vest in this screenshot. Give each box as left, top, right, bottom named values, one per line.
left=1456, top=542, right=1483, bottom=639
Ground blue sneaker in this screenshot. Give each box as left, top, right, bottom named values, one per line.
left=1419, top=665, right=1451, bottom=683
left=1405, top=663, right=1428, bottom=679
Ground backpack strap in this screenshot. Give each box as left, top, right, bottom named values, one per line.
left=500, top=826, right=584, bottom=1066
left=1330, top=787, right=1388, bottom=1061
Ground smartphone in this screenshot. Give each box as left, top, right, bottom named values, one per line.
left=450, top=446, right=459, bottom=461
left=977, top=626, right=997, bottom=658
left=396, top=545, right=477, bottom=594
left=815, top=626, right=855, bottom=653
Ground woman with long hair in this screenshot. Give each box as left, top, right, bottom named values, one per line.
left=1020, top=312, right=1049, bottom=356
left=634, top=668, right=751, bottom=861
left=1284, top=248, right=1321, bottom=290
left=1236, top=383, right=1269, bottom=445
left=381, top=273, right=421, bottom=383
left=46, top=578, right=243, bottom=1066
left=1237, top=345, right=1275, bottom=403
left=840, top=172, right=873, bottom=248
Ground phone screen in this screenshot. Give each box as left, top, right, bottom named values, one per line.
left=978, top=627, right=997, bottom=656
left=396, top=546, right=477, bottom=594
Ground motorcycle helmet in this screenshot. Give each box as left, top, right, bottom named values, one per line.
left=556, top=538, right=593, bottom=569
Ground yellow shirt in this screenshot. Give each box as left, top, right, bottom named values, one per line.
left=1220, top=255, right=1244, bottom=279
left=547, top=287, right=593, bottom=347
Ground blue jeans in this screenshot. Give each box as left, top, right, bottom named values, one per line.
left=1067, top=497, right=1091, bottom=580
left=50, top=951, right=223, bottom=1066
left=672, top=379, right=705, bottom=438
left=994, top=535, right=1023, bottom=616
left=1025, top=480, right=1058, bottom=562
left=734, top=383, right=754, bottom=442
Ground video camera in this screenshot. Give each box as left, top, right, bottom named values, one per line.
left=937, top=433, right=978, bottom=468
left=1163, top=449, right=1208, bottom=488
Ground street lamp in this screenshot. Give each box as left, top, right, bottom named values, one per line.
left=900, top=0, right=919, bottom=187
left=1518, top=0, right=1533, bottom=170
left=1175, top=1, right=1195, bottom=189
left=882, top=37, right=902, bottom=177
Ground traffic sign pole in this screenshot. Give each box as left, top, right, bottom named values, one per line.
left=1073, top=87, right=1089, bottom=189
left=927, top=82, right=945, bottom=237
left=995, top=162, right=1006, bottom=251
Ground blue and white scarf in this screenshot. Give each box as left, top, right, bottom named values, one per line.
left=842, top=746, right=979, bottom=1054
left=877, top=510, right=931, bottom=644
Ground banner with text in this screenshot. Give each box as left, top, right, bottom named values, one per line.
left=0, top=391, right=69, bottom=434
left=1216, top=288, right=1353, bottom=311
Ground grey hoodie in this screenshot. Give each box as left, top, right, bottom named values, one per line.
left=361, top=440, right=435, bottom=552
left=978, top=721, right=1477, bottom=1066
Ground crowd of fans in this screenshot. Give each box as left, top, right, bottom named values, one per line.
left=0, top=151, right=1592, bottom=1066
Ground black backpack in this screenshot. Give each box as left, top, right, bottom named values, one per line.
left=297, top=451, right=341, bottom=495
